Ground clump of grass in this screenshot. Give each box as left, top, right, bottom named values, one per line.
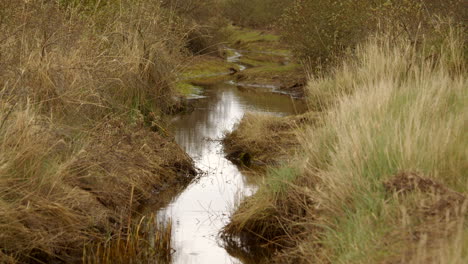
left=224, top=23, right=467, bottom=263
left=222, top=163, right=316, bottom=255
left=236, top=63, right=304, bottom=92
left=223, top=112, right=316, bottom=166
left=0, top=99, right=101, bottom=262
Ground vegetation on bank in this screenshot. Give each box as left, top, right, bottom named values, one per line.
left=0, top=0, right=207, bottom=262
left=223, top=112, right=316, bottom=166
left=225, top=28, right=467, bottom=263
left=223, top=0, right=466, bottom=70
left=1, top=0, right=466, bottom=263
left=222, top=26, right=306, bottom=94
left=222, top=1, right=467, bottom=263
left=177, top=56, right=240, bottom=90
left=224, top=27, right=467, bottom=263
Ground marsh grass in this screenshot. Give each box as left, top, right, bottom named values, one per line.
left=1, top=0, right=191, bottom=119
left=0, top=0, right=197, bottom=262
left=223, top=23, right=467, bottom=263
left=0, top=94, right=193, bottom=262
left=83, top=215, right=173, bottom=264
left=223, top=112, right=317, bottom=166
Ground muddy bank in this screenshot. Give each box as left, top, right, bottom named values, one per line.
left=0, top=114, right=196, bottom=263
left=69, top=118, right=196, bottom=213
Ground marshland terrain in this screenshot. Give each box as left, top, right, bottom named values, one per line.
left=0, top=1, right=466, bottom=263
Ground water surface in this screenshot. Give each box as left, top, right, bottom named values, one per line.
left=157, top=54, right=306, bottom=264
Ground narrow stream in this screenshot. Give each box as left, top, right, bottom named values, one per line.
left=157, top=49, right=306, bottom=264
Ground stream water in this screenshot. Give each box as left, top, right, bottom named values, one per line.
left=157, top=49, right=306, bottom=264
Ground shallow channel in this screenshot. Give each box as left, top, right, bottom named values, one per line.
left=157, top=51, right=306, bottom=264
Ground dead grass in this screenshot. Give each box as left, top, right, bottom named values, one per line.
left=0, top=101, right=104, bottom=262
left=83, top=215, right=173, bottom=264
left=223, top=22, right=467, bottom=263
left=68, top=115, right=195, bottom=215
left=0, top=0, right=197, bottom=262
left=1, top=0, right=189, bottom=119
left=0, top=97, right=195, bottom=263
left=223, top=112, right=317, bottom=166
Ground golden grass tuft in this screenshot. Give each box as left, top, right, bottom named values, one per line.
left=223, top=112, right=317, bottom=166
left=0, top=100, right=103, bottom=262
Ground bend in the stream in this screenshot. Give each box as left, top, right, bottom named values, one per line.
left=156, top=48, right=305, bottom=264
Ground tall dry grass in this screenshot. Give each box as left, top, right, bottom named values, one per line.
left=298, top=24, right=466, bottom=263
left=0, top=0, right=196, bottom=262
left=224, top=23, right=467, bottom=263
left=1, top=0, right=188, bottom=120
left=0, top=98, right=101, bottom=262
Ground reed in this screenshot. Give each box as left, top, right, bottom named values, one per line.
left=83, top=215, right=173, bottom=264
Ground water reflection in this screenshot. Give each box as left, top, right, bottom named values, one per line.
left=157, top=83, right=306, bottom=264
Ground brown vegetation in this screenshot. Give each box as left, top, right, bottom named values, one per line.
left=224, top=112, right=317, bottom=166
left=222, top=0, right=291, bottom=28
left=280, top=0, right=467, bottom=70
left=83, top=215, right=174, bottom=264
left=223, top=21, right=467, bottom=263
left=0, top=0, right=201, bottom=262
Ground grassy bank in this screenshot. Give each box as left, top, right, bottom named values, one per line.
left=176, top=55, right=240, bottom=93
left=223, top=112, right=316, bottom=166
left=223, top=25, right=467, bottom=263
left=221, top=26, right=306, bottom=95
left=0, top=0, right=201, bottom=262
